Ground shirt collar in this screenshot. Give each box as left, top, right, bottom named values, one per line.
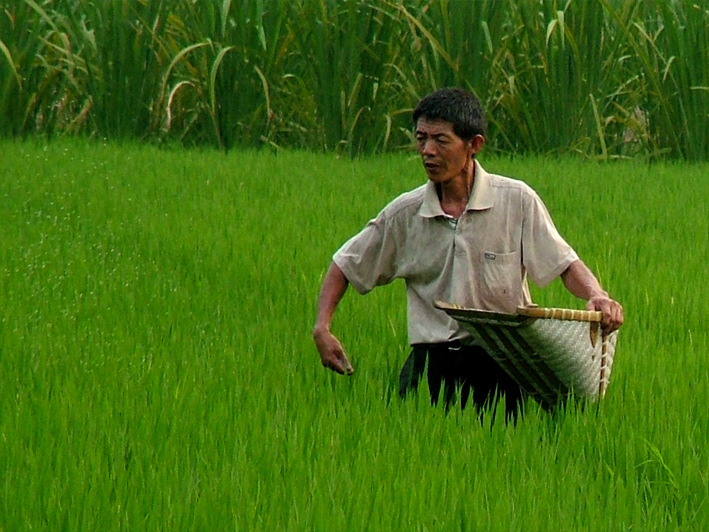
left=419, top=160, right=494, bottom=218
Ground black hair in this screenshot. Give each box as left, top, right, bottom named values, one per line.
left=412, top=87, right=486, bottom=140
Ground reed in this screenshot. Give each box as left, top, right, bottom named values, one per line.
left=1, top=0, right=707, bottom=158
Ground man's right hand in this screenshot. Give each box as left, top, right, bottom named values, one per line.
left=313, top=328, right=354, bottom=375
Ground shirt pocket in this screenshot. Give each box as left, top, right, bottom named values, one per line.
left=478, top=250, right=522, bottom=312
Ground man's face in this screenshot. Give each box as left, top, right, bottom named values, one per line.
left=414, top=118, right=481, bottom=184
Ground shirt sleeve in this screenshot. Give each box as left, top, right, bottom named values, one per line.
left=522, top=190, right=579, bottom=287
left=333, top=213, right=399, bottom=295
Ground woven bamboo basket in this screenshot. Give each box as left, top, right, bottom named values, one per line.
left=435, top=301, right=619, bottom=408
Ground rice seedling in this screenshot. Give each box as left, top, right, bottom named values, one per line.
left=1, top=139, right=708, bottom=530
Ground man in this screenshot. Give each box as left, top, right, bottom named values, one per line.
left=313, top=87, right=623, bottom=419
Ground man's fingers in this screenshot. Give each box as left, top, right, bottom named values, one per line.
left=338, top=353, right=354, bottom=375
left=315, top=330, right=354, bottom=375
left=587, top=296, right=624, bottom=335
left=322, top=352, right=354, bottom=375
left=601, top=303, right=623, bottom=334
left=323, top=361, right=345, bottom=375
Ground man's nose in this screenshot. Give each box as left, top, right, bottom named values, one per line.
left=421, top=139, right=436, bottom=156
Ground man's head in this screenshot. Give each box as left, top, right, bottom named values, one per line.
left=413, top=88, right=486, bottom=184
left=412, top=87, right=486, bottom=142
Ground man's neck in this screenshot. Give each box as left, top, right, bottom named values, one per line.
left=437, top=162, right=475, bottom=218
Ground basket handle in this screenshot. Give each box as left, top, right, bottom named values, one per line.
left=517, top=306, right=602, bottom=322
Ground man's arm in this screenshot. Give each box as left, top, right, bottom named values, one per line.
left=313, top=262, right=354, bottom=375
left=560, top=259, right=624, bottom=334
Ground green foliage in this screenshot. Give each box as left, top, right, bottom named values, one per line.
left=0, top=0, right=76, bottom=137
left=1, top=0, right=708, bottom=158
left=286, top=1, right=404, bottom=153
left=490, top=0, right=618, bottom=154
left=629, top=0, right=709, bottom=161
left=1, top=140, right=709, bottom=530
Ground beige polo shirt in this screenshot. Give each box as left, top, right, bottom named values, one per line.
left=333, top=161, right=578, bottom=345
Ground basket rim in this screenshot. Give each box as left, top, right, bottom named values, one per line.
left=434, top=301, right=603, bottom=323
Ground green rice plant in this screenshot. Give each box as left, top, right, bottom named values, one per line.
left=1, top=140, right=709, bottom=531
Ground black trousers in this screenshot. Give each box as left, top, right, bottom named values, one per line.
left=399, top=341, right=524, bottom=422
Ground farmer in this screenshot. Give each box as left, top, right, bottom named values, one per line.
left=313, top=87, right=623, bottom=419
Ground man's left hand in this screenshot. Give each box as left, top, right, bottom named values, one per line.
left=586, top=295, right=624, bottom=335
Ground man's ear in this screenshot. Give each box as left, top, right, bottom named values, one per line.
left=470, top=134, right=485, bottom=156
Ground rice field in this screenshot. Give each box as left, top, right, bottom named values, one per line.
left=1, top=139, right=708, bottom=530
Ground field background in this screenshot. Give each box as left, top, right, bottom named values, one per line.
left=1, top=139, right=708, bottom=530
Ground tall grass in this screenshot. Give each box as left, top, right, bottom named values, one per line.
left=76, top=0, right=170, bottom=140
left=490, top=1, right=620, bottom=154
left=0, top=0, right=69, bottom=137
left=622, top=0, right=709, bottom=161
left=1, top=139, right=708, bottom=530
left=0, top=0, right=708, bottom=156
